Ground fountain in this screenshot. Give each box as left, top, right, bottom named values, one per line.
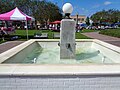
left=0, top=3, right=120, bottom=64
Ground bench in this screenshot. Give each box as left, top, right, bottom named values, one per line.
left=34, top=33, right=48, bottom=39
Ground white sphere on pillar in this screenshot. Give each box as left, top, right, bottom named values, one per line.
left=62, top=3, right=73, bottom=14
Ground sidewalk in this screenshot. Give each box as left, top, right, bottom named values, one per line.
left=82, top=32, right=120, bottom=47
left=0, top=41, right=24, bottom=54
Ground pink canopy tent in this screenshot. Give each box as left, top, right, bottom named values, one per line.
left=0, top=7, right=35, bottom=40
left=0, top=7, right=35, bottom=21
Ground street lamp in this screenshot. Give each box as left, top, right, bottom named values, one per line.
left=62, top=3, right=73, bottom=19
left=76, top=13, right=79, bottom=25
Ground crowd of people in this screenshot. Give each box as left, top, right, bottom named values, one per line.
left=0, top=21, right=16, bottom=41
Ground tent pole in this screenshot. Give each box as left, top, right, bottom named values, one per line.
left=25, top=21, right=28, bottom=40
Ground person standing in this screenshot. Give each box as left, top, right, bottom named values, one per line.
left=0, top=26, right=7, bottom=41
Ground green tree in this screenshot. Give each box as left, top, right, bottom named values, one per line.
left=85, top=17, right=90, bottom=26
left=91, top=9, right=120, bottom=24
left=31, top=1, right=62, bottom=24
left=0, top=0, right=62, bottom=24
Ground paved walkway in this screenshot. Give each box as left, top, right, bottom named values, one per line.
left=82, top=32, right=120, bottom=47
left=0, top=41, right=24, bottom=54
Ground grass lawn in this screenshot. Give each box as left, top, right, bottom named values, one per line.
left=81, top=29, right=98, bottom=33
left=12, top=29, right=91, bottom=39
left=0, top=29, right=93, bottom=43
left=99, top=28, right=120, bottom=38
left=1, top=28, right=120, bottom=43
left=0, top=39, right=7, bottom=44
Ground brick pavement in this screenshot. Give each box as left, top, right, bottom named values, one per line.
left=0, top=75, right=120, bottom=90
left=0, top=41, right=24, bottom=54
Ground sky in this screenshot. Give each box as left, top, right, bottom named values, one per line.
left=47, top=0, right=120, bottom=16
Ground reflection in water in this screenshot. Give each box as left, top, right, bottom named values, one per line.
left=76, top=51, right=100, bottom=60
left=23, top=47, right=113, bottom=64
left=4, top=46, right=113, bottom=64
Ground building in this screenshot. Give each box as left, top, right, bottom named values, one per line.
left=70, top=15, right=86, bottom=24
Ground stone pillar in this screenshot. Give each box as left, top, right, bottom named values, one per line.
left=60, top=19, right=76, bottom=59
